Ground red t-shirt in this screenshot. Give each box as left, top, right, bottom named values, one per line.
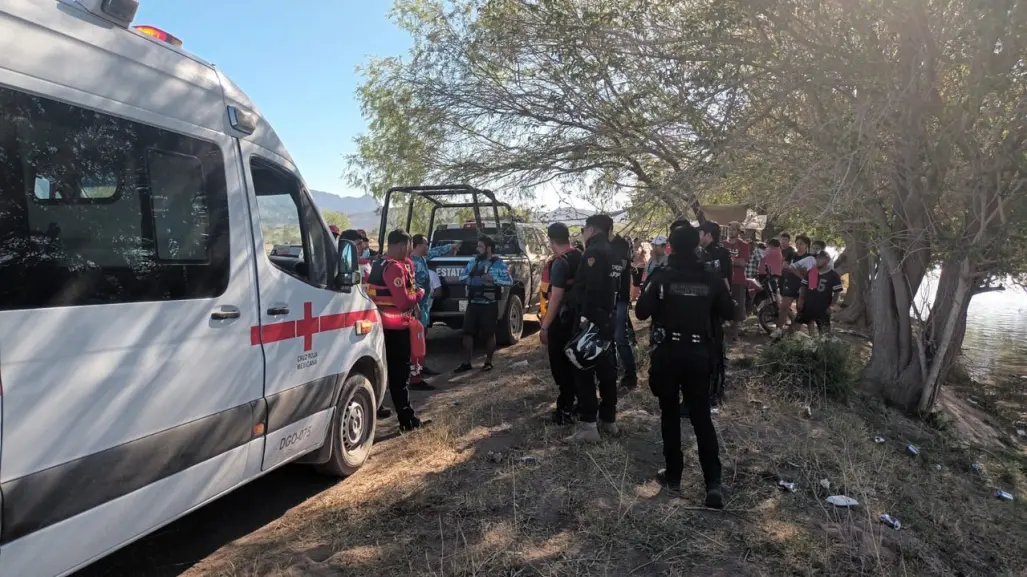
left=722, top=238, right=750, bottom=285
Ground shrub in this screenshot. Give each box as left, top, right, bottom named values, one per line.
left=757, top=334, right=856, bottom=401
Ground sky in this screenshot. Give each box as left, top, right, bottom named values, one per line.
left=135, top=0, right=410, bottom=199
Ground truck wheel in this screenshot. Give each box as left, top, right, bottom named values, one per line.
left=497, top=294, right=524, bottom=346
left=316, top=374, right=377, bottom=478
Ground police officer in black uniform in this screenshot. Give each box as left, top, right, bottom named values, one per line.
left=698, top=220, right=732, bottom=407
left=635, top=223, right=734, bottom=508
left=539, top=223, right=583, bottom=425
left=564, top=214, right=621, bottom=444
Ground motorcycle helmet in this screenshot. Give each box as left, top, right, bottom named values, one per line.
left=564, top=320, right=612, bottom=370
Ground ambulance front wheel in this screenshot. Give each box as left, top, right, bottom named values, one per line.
left=317, top=373, right=377, bottom=477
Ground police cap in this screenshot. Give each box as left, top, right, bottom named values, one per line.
left=669, top=224, right=700, bottom=253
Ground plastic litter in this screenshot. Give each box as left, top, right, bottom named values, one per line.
left=995, top=490, right=1015, bottom=502
left=934, top=464, right=942, bottom=471
left=819, top=478, right=831, bottom=490
left=971, top=463, right=984, bottom=474
left=517, top=456, right=538, bottom=464
left=778, top=480, right=797, bottom=492
left=873, top=436, right=886, bottom=444
left=906, top=444, right=920, bottom=457
left=711, top=407, right=720, bottom=416
left=1016, top=429, right=1026, bottom=438
left=879, top=514, right=902, bottom=530
left=510, top=359, right=529, bottom=369
left=826, top=495, right=860, bottom=508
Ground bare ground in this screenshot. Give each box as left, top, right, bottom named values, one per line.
left=79, top=324, right=1027, bottom=577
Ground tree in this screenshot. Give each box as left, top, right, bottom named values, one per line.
left=730, top=0, right=1027, bottom=412
left=346, top=0, right=749, bottom=217
left=322, top=210, right=352, bottom=232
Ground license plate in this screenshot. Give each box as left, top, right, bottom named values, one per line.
left=458, top=300, right=468, bottom=312
left=437, top=267, right=463, bottom=279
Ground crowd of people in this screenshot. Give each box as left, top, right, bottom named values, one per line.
left=328, top=216, right=844, bottom=510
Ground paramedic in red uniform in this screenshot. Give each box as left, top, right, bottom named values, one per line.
left=365, top=229, right=426, bottom=431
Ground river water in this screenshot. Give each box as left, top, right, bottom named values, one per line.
left=914, top=277, right=1027, bottom=383
left=960, top=289, right=1027, bottom=383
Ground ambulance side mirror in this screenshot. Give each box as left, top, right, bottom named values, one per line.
left=336, top=239, right=361, bottom=291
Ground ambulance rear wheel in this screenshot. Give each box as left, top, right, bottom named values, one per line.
left=317, top=374, right=377, bottom=477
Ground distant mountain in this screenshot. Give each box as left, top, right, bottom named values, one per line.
left=310, top=190, right=379, bottom=215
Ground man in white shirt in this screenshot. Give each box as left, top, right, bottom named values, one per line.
left=645, top=236, right=669, bottom=278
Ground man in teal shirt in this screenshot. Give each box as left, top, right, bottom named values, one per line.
left=410, top=234, right=459, bottom=375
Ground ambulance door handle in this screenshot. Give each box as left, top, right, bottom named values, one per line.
left=267, top=305, right=290, bottom=316
left=211, top=306, right=241, bottom=321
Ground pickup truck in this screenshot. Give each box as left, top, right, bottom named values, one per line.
left=426, top=222, right=549, bottom=344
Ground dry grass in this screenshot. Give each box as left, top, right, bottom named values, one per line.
left=186, top=326, right=1027, bottom=577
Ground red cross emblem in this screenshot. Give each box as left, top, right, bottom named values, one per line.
left=250, top=302, right=377, bottom=349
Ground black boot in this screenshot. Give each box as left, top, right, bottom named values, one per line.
left=551, top=408, right=575, bottom=425
left=705, top=482, right=725, bottom=509
left=376, top=407, right=393, bottom=419
left=399, top=416, right=423, bottom=432
left=656, top=469, right=681, bottom=493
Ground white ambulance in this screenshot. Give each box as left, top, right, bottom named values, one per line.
left=0, top=1, right=388, bottom=575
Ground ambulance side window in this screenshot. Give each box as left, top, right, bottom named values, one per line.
left=0, top=84, right=231, bottom=311
left=251, top=159, right=329, bottom=288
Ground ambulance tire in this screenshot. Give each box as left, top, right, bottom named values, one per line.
left=317, top=374, right=377, bottom=477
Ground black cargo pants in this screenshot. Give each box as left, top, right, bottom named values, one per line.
left=650, top=342, right=722, bottom=486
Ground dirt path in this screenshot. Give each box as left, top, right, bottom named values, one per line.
left=73, top=326, right=519, bottom=577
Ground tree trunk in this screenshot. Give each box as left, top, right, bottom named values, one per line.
left=915, top=256, right=975, bottom=412
left=834, top=230, right=873, bottom=328
left=864, top=254, right=976, bottom=413
left=863, top=257, right=924, bottom=408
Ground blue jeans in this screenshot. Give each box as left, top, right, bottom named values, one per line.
left=615, top=301, right=636, bottom=379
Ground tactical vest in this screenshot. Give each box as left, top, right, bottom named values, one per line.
left=651, top=267, right=715, bottom=341
left=540, top=249, right=581, bottom=319
left=366, top=257, right=417, bottom=328
left=466, top=256, right=501, bottom=301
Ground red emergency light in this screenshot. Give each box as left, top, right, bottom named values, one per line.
left=133, top=25, right=183, bottom=48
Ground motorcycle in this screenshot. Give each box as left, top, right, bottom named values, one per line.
left=748, top=275, right=780, bottom=335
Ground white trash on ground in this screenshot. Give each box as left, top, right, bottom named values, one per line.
left=826, top=495, right=860, bottom=508
left=880, top=514, right=902, bottom=530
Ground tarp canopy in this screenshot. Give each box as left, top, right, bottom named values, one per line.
left=701, top=204, right=766, bottom=231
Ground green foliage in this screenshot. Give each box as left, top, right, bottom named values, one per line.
left=262, top=225, right=301, bottom=248
left=345, top=0, right=750, bottom=216
left=322, top=210, right=351, bottom=231
left=757, top=336, right=857, bottom=401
